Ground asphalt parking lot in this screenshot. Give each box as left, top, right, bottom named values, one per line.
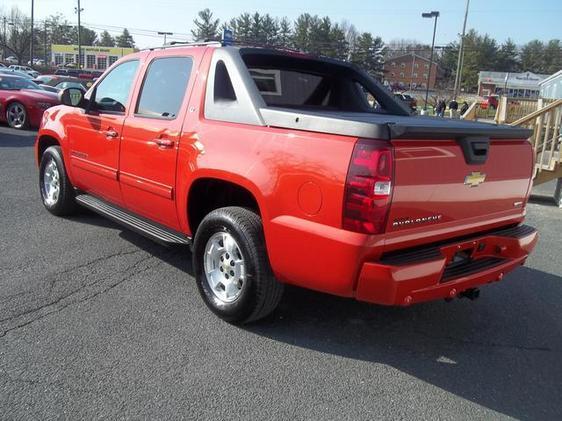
left=1, top=126, right=561, bottom=420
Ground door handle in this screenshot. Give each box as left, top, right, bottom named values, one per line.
left=105, top=129, right=119, bottom=139
left=154, top=139, right=175, bottom=148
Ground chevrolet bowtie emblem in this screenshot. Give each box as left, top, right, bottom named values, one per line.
left=464, top=171, right=486, bottom=187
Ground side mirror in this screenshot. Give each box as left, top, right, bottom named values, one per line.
left=59, top=87, right=85, bottom=108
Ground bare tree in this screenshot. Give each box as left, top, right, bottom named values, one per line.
left=0, top=7, right=32, bottom=64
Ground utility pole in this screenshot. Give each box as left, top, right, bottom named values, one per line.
left=158, top=31, right=173, bottom=45
left=30, top=0, right=34, bottom=66
left=44, top=20, right=48, bottom=66
left=75, top=0, right=83, bottom=68
left=453, top=0, right=470, bottom=99
left=2, top=17, right=7, bottom=61
left=422, top=11, right=439, bottom=112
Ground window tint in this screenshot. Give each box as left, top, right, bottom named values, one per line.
left=0, top=76, right=41, bottom=90
left=241, top=52, right=399, bottom=114
left=248, top=68, right=329, bottom=107
left=214, top=60, right=236, bottom=102
left=136, top=57, right=193, bottom=118
left=94, top=60, right=139, bottom=113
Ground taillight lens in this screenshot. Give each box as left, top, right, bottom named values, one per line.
left=343, top=139, right=393, bottom=234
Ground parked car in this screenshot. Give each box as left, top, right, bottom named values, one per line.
left=5, top=56, right=18, bottom=64
left=0, top=68, right=34, bottom=79
left=0, top=62, right=6, bottom=68
left=394, top=93, right=417, bottom=111
left=27, top=58, right=45, bottom=66
left=9, top=65, right=40, bottom=78
left=36, top=45, right=538, bottom=323
left=34, top=75, right=93, bottom=90
left=0, top=74, right=59, bottom=129
left=54, top=68, right=81, bottom=77
left=481, top=95, right=499, bottom=110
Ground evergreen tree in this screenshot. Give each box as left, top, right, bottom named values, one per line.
left=310, top=16, right=332, bottom=55
left=74, top=26, right=97, bottom=46
left=233, top=13, right=253, bottom=42
left=328, top=24, right=348, bottom=60
left=350, top=32, right=386, bottom=79
left=191, top=8, right=220, bottom=41
left=437, top=42, right=459, bottom=88
left=97, top=30, right=115, bottom=47
left=115, top=28, right=135, bottom=48
left=261, top=14, right=279, bottom=45
left=292, top=13, right=315, bottom=52
left=520, top=40, right=545, bottom=72
left=249, top=12, right=264, bottom=43
left=459, top=30, right=499, bottom=90
left=277, top=17, right=292, bottom=47
left=496, top=38, right=520, bottom=72
left=543, top=39, right=562, bottom=74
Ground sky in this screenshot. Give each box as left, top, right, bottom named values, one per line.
left=2, top=0, right=561, bottom=49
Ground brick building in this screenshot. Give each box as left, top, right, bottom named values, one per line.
left=383, top=53, right=439, bottom=90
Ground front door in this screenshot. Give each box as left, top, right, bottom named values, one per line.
left=119, top=55, right=196, bottom=230
left=67, top=59, right=140, bottom=205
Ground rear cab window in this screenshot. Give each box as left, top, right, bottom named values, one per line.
left=240, top=50, right=391, bottom=114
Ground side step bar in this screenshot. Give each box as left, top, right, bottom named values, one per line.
left=75, top=194, right=191, bottom=246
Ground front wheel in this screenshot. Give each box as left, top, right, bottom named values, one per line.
left=39, top=146, right=77, bottom=216
left=6, top=102, right=28, bottom=129
left=193, top=207, right=284, bottom=324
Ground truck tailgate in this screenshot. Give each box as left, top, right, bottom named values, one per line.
left=387, top=138, right=534, bottom=234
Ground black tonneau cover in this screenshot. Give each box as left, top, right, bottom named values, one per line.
left=260, top=107, right=532, bottom=140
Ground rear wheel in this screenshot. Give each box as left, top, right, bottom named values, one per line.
left=39, top=146, right=77, bottom=216
left=193, top=207, right=284, bottom=324
left=6, top=102, right=28, bottom=129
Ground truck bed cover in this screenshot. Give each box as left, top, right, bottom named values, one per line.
left=260, top=107, right=532, bottom=140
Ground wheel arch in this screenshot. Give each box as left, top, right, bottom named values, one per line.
left=36, top=134, right=61, bottom=165
left=186, top=176, right=265, bottom=236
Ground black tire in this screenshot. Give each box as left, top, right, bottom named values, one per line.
left=39, top=146, right=77, bottom=216
left=6, top=102, right=29, bottom=129
left=193, top=207, right=284, bottom=324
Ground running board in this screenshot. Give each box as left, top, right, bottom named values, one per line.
left=75, top=194, right=191, bottom=246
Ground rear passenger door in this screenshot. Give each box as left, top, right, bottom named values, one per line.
left=119, top=53, right=196, bottom=230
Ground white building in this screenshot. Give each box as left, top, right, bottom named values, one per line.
left=539, top=70, right=562, bottom=99
left=478, top=71, right=549, bottom=98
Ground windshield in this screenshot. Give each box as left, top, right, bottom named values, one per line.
left=0, top=76, right=42, bottom=90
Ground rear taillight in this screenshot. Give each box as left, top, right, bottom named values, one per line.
left=343, top=139, right=393, bottom=234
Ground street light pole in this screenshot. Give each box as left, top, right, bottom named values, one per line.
left=422, top=11, right=439, bottom=112
left=453, top=0, right=470, bottom=99
left=158, top=31, right=173, bottom=45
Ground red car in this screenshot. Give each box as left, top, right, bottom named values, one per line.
left=35, top=44, right=537, bottom=323
left=481, top=95, right=499, bottom=110
left=0, top=74, right=59, bottom=129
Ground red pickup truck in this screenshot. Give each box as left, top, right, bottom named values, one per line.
left=35, top=43, right=538, bottom=323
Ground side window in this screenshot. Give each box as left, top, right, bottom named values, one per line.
left=136, top=57, right=193, bottom=119
left=94, top=60, right=139, bottom=113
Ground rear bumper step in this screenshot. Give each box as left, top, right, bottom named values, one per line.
left=355, top=224, right=538, bottom=306
left=75, top=194, right=191, bottom=246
